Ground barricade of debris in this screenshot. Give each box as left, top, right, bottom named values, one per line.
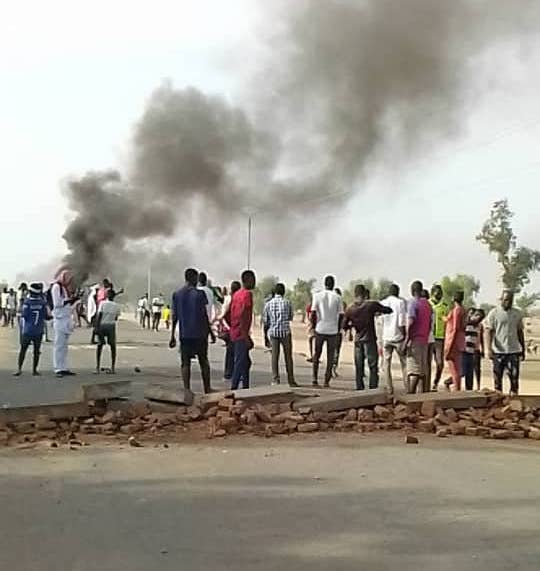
left=1, top=388, right=540, bottom=448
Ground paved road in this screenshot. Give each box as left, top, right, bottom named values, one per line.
left=1, top=318, right=539, bottom=407
left=0, top=319, right=369, bottom=405
left=0, top=435, right=539, bottom=570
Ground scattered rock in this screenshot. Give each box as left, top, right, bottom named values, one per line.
left=128, top=436, right=143, bottom=447
left=297, top=422, right=319, bottom=433
left=420, top=401, right=437, bottom=418
left=405, top=434, right=419, bottom=444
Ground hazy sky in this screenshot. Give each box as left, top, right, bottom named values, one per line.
left=1, top=0, right=539, bottom=301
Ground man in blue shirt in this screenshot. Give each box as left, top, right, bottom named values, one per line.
left=14, top=283, right=50, bottom=377
left=169, top=268, right=216, bottom=394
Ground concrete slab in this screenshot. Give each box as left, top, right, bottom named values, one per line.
left=0, top=401, right=89, bottom=423
left=292, top=390, right=390, bottom=412
left=396, top=392, right=489, bottom=410
left=144, top=384, right=194, bottom=406
left=232, top=386, right=296, bottom=404
left=81, top=380, right=132, bottom=401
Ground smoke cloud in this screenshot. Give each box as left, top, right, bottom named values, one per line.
left=62, top=0, right=539, bottom=284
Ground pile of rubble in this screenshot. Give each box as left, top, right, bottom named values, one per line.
left=1, top=390, right=540, bottom=447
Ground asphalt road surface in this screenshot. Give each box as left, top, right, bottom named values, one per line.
left=0, top=435, right=539, bottom=570
left=1, top=321, right=540, bottom=570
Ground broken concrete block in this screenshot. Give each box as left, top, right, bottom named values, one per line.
left=492, top=429, right=512, bottom=440
left=420, top=401, right=437, bottom=418
left=436, top=428, right=449, bottom=437
left=143, top=386, right=193, bottom=406
left=297, top=422, right=319, bottom=433
left=405, top=434, right=419, bottom=444
left=81, top=380, right=131, bottom=401
left=449, top=423, right=466, bottom=436
left=418, top=419, right=435, bottom=433
left=293, top=391, right=389, bottom=413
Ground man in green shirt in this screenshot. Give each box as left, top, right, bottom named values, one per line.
left=429, top=284, right=449, bottom=391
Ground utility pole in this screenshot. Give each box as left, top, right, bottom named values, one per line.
left=147, top=265, right=152, bottom=301
left=247, top=216, right=252, bottom=269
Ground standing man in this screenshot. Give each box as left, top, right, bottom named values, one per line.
left=443, top=291, right=466, bottom=391
left=6, top=288, right=17, bottom=328
left=51, top=268, right=78, bottom=378
left=344, top=284, right=392, bottom=391
left=219, top=280, right=241, bottom=382
left=485, top=290, right=525, bottom=396
left=1, top=287, right=9, bottom=326
left=94, top=289, right=121, bottom=374
left=229, top=270, right=256, bottom=390
left=263, top=283, right=298, bottom=387
left=381, top=283, right=408, bottom=394
left=198, top=272, right=215, bottom=323
left=405, top=280, right=433, bottom=393
left=151, top=293, right=165, bottom=331
left=169, top=268, right=215, bottom=395
left=13, top=283, right=50, bottom=377
left=429, top=284, right=448, bottom=391
left=311, top=276, right=342, bottom=388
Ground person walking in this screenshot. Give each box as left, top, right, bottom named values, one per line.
left=229, top=270, right=256, bottom=390
left=94, top=289, right=121, bottom=374
left=198, top=272, right=215, bottom=323
left=311, top=276, right=342, bottom=387
left=169, top=268, right=215, bottom=395
left=485, top=290, right=525, bottom=396
left=151, top=293, right=164, bottom=331
left=51, top=268, right=78, bottom=378
left=332, top=288, right=346, bottom=378
left=13, top=283, right=50, bottom=377
left=380, top=283, right=408, bottom=394
left=162, top=304, right=171, bottom=330
left=6, top=288, right=17, bottom=328
left=344, top=284, right=392, bottom=391
left=1, top=287, right=9, bottom=326
left=263, top=283, right=298, bottom=387
left=218, top=280, right=241, bottom=382
left=443, top=291, right=466, bottom=391
left=405, top=280, right=433, bottom=393
left=429, top=284, right=449, bottom=391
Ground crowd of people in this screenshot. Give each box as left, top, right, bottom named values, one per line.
left=4, top=266, right=527, bottom=398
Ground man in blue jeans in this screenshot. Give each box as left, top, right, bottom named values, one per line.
left=229, top=270, right=256, bottom=390
left=344, top=284, right=392, bottom=390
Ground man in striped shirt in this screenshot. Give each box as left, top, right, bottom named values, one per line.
left=462, top=308, right=485, bottom=390
left=263, top=283, right=298, bottom=387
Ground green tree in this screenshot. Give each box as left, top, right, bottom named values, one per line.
left=439, top=274, right=480, bottom=308
left=515, top=292, right=540, bottom=317
left=477, top=199, right=540, bottom=293
left=253, top=275, right=279, bottom=315
left=289, top=278, right=316, bottom=321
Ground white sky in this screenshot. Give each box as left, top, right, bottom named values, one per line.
left=1, top=0, right=539, bottom=301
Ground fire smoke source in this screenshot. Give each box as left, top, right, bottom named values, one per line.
left=62, top=0, right=539, bottom=281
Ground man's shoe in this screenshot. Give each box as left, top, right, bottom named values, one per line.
left=289, top=381, right=299, bottom=387
left=62, top=370, right=77, bottom=376
left=13, top=371, right=21, bottom=377
left=312, top=381, right=320, bottom=387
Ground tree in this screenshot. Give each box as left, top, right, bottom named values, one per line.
left=515, top=292, right=540, bottom=317
left=253, top=275, right=279, bottom=315
left=477, top=199, right=540, bottom=293
left=343, top=277, right=393, bottom=305
left=440, top=274, right=480, bottom=308
left=289, top=278, right=316, bottom=321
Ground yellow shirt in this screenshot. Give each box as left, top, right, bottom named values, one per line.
left=162, top=308, right=171, bottom=321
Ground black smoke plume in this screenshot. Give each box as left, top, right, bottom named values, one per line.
left=62, top=0, right=539, bottom=283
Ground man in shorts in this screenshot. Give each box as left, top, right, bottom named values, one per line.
left=405, top=280, right=433, bottom=393
left=94, top=289, right=121, bottom=374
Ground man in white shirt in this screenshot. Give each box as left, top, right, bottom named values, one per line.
left=310, top=275, right=342, bottom=387
left=151, top=293, right=165, bottom=331
left=381, top=283, right=408, bottom=394
left=198, top=272, right=215, bottom=323
left=51, top=268, right=78, bottom=377
left=1, top=287, right=9, bottom=326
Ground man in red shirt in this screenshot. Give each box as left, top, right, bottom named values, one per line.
left=229, top=270, right=256, bottom=390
